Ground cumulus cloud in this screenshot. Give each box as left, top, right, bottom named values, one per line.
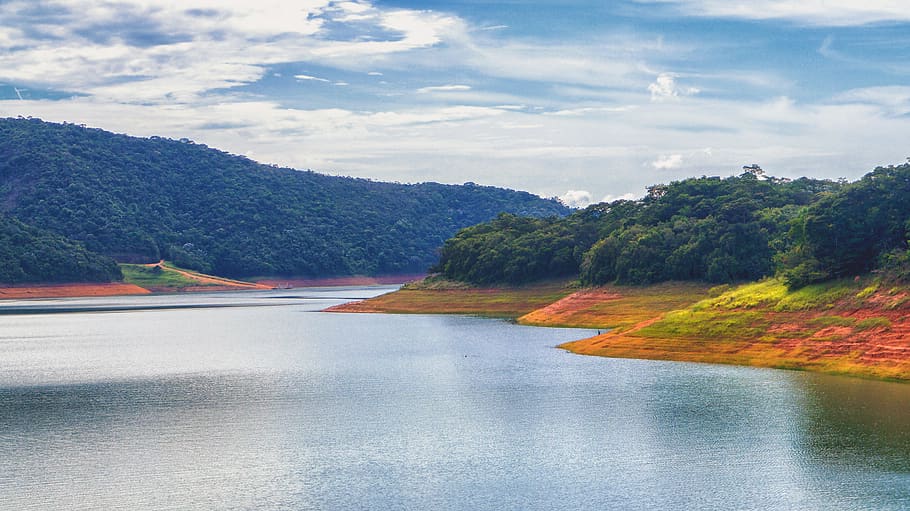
left=559, top=190, right=595, bottom=208
left=0, top=0, right=459, bottom=103
left=652, top=154, right=684, bottom=169
left=602, top=192, right=638, bottom=202
left=648, top=73, right=699, bottom=102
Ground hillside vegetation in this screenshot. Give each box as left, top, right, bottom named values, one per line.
left=0, top=117, right=568, bottom=282
left=0, top=213, right=121, bottom=283
left=434, top=164, right=910, bottom=289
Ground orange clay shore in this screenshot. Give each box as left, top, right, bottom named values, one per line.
left=0, top=282, right=151, bottom=299
left=331, top=278, right=910, bottom=381
left=553, top=294, right=910, bottom=382
left=0, top=269, right=421, bottom=300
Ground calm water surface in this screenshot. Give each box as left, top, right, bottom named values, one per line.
left=0, top=288, right=908, bottom=510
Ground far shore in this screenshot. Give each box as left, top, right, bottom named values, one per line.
left=0, top=282, right=152, bottom=300
left=0, top=273, right=421, bottom=301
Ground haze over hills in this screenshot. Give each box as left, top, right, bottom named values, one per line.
left=0, top=117, right=569, bottom=283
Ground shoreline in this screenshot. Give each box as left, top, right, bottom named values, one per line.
left=0, top=282, right=152, bottom=300
left=0, top=273, right=421, bottom=301
left=328, top=279, right=910, bottom=382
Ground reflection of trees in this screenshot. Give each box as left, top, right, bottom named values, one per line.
left=797, top=375, right=910, bottom=472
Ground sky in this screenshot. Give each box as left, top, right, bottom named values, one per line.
left=2, top=1, right=910, bottom=206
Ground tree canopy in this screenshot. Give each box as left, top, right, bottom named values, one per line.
left=434, top=173, right=844, bottom=286
left=0, top=213, right=121, bottom=283
left=780, top=164, right=910, bottom=287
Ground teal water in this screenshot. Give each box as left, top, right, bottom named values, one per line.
left=0, top=288, right=908, bottom=510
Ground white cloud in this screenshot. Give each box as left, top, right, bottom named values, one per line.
left=547, top=105, right=638, bottom=116
left=834, top=86, right=910, bottom=116
left=295, top=74, right=331, bottom=82
left=639, top=0, right=910, bottom=26
left=648, top=73, right=699, bottom=102
left=559, top=190, right=595, bottom=208
left=602, top=192, right=639, bottom=202
left=2, top=0, right=909, bottom=203
left=0, top=0, right=458, bottom=103
left=5, top=86, right=910, bottom=201
left=652, top=154, right=684, bottom=169
left=417, top=84, right=472, bottom=94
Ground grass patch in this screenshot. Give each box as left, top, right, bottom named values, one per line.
left=696, top=279, right=788, bottom=310
left=855, top=317, right=892, bottom=330
left=696, top=278, right=856, bottom=312
left=330, top=279, right=574, bottom=318
left=634, top=310, right=770, bottom=341
left=774, top=280, right=854, bottom=311
left=120, top=263, right=199, bottom=290
left=809, top=315, right=856, bottom=328
left=856, top=282, right=879, bottom=299
left=400, top=275, right=475, bottom=290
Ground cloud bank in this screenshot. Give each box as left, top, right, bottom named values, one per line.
left=1, top=0, right=909, bottom=202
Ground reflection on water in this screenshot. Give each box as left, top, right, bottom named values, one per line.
left=798, top=374, right=910, bottom=473
left=0, top=290, right=908, bottom=510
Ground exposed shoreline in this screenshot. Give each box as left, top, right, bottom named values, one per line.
left=0, top=273, right=421, bottom=301
left=0, top=282, right=152, bottom=299
left=328, top=278, right=910, bottom=382
left=9, top=274, right=908, bottom=381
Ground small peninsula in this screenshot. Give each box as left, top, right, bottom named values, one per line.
left=331, top=163, right=910, bottom=382
left=328, top=277, right=910, bottom=381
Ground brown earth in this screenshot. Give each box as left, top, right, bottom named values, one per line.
left=144, top=261, right=273, bottom=290
left=560, top=288, right=910, bottom=381
left=0, top=282, right=151, bottom=299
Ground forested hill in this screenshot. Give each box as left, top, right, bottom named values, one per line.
left=434, top=165, right=910, bottom=288
left=0, top=117, right=569, bottom=280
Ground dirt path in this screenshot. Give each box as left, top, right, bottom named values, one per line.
left=146, top=261, right=272, bottom=289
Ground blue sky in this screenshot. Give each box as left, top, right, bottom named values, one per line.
left=2, top=0, right=909, bottom=205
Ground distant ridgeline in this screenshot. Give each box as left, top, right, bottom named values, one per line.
left=0, top=117, right=569, bottom=282
left=434, top=164, right=910, bottom=288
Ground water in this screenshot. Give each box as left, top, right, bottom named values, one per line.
left=1, top=288, right=908, bottom=510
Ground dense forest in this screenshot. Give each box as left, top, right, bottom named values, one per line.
left=0, top=117, right=568, bottom=281
left=0, top=213, right=121, bottom=283
left=434, top=164, right=910, bottom=288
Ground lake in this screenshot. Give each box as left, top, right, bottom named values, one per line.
left=1, top=288, right=909, bottom=510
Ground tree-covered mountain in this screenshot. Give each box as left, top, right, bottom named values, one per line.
left=0, top=117, right=569, bottom=280
left=433, top=170, right=852, bottom=286
left=0, top=213, right=121, bottom=284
